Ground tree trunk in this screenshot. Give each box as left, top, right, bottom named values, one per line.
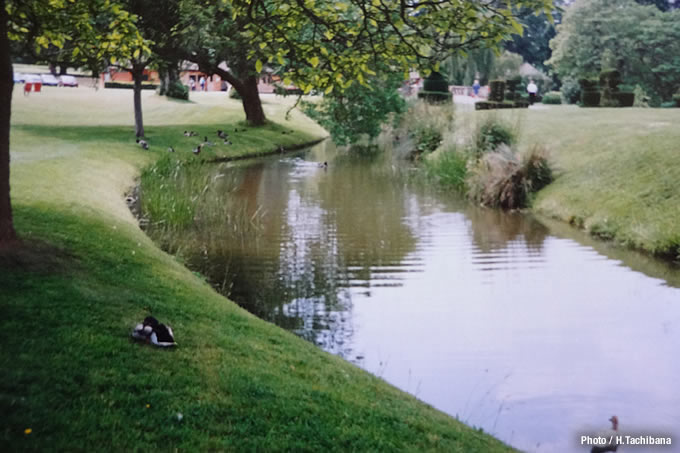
left=198, top=62, right=267, bottom=126
left=0, top=0, right=17, bottom=246
left=132, top=65, right=145, bottom=138
left=240, top=75, right=266, bottom=126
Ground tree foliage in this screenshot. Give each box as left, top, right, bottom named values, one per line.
left=548, top=0, right=680, bottom=104
left=301, top=71, right=405, bottom=145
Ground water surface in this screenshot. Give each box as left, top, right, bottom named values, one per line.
left=151, top=142, right=680, bottom=452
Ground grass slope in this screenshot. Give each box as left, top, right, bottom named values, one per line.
left=1, top=86, right=513, bottom=451
left=519, top=106, right=680, bottom=258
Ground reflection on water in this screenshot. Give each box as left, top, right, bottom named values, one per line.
left=146, top=141, right=680, bottom=452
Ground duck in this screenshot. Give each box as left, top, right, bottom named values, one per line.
left=167, top=146, right=175, bottom=153
left=132, top=316, right=176, bottom=347
left=590, top=416, right=620, bottom=453
left=217, top=130, right=227, bottom=139
left=192, top=144, right=202, bottom=155
left=223, top=139, right=232, bottom=145
left=203, top=136, right=214, bottom=146
left=136, top=138, right=149, bottom=150
left=318, top=161, right=328, bottom=169
left=183, top=130, right=191, bottom=137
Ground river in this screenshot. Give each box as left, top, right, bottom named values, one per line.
left=144, top=141, right=680, bottom=452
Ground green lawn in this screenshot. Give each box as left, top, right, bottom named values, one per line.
left=520, top=105, right=680, bottom=258
left=1, top=86, right=514, bottom=451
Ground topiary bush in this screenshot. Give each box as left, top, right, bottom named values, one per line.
left=489, top=80, right=506, bottom=102
left=542, top=92, right=562, bottom=104
left=423, top=72, right=449, bottom=93
left=417, top=91, right=451, bottom=103
left=579, top=79, right=601, bottom=107
left=614, top=92, right=635, bottom=107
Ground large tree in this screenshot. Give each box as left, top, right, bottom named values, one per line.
left=0, top=0, right=145, bottom=247
left=548, top=0, right=680, bottom=104
left=179, top=0, right=555, bottom=126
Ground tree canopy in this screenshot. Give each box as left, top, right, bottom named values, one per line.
left=548, top=0, right=680, bottom=103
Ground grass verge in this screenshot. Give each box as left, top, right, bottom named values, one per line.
left=1, top=86, right=515, bottom=451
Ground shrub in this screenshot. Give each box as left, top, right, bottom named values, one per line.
left=417, top=91, right=451, bottom=103
left=413, top=125, right=443, bottom=156
left=473, top=115, right=517, bottom=157
left=660, top=101, right=678, bottom=108
left=229, top=88, right=242, bottom=99
left=673, top=92, right=680, bottom=107
left=165, top=80, right=189, bottom=100
left=542, top=92, right=562, bottom=104
left=104, top=81, right=158, bottom=90
left=560, top=78, right=581, bottom=104
left=633, top=85, right=650, bottom=107
left=489, top=80, right=506, bottom=102
left=467, top=144, right=552, bottom=209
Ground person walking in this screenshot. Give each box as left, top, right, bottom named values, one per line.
left=527, top=79, right=538, bottom=105
left=472, top=79, right=480, bottom=98
left=199, top=76, right=206, bottom=92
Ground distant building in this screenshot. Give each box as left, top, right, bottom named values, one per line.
left=100, top=62, right=290, bottom=94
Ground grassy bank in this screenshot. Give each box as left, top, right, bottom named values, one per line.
left=520, top=105, right=680, bottom=259
left=423, top=103, right=680, bottom=259
left=1, top=86, right=513, bottom=451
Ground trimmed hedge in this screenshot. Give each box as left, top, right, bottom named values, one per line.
left=542, top=92, right=562, bottom=104
left=474, top=101, right=529, bottom=110
left=417, top=90, right=451, bottom=103
left=581, top=91, right=601, bottom=107
left=489, top=80, right=506, bottom=102
left=614, top=92, right=635, bottom=107
left=104, top=81, right=159, bottom=90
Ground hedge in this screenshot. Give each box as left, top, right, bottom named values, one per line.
left=581, top=91, right=601, bottom=107
left=542, top=92, right=562, bottom=104
left=614, top=92, right=635, bottom=107
left=104, top=81, right=159, bottom=90
left=474, top=100, right=529, bottom=110
left=417, top=91, right=451, bottom=103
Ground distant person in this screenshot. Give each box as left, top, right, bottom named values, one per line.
left=190, top=78, right=196, bottom=91
left=527, top=79, right=538, bottom=105
left=199, top=76, right=206, bottom=91
left=472, top=79, right=480, bottom=97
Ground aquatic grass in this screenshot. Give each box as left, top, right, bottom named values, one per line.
left=424, top=146, right=469, bottom=192
left=467, top=144, right=552, bottom=209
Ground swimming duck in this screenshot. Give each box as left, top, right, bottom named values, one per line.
left=132, top=316, right=176, bottom=347
left=136, top=138, right=149, bottom=150
left=590, top=416, right=620, bottom=453
left=318, top=161, right=328, bottom=169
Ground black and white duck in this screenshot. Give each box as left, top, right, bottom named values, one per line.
left=136, top=138, right=149, bottom=150
left=132, top=316, right=176, bottom=347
